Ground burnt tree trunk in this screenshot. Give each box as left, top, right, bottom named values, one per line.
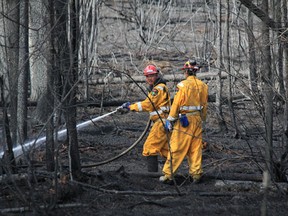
left=66, top=0, right=81, bottom=177
left=17, top=0, right=30, bottom=144
left=0, top=77, right=16, bottom=174
left=215, top=1, right=227, bottom=132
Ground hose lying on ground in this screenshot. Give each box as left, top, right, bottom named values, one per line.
left=81, top=119, right=151, bottom=168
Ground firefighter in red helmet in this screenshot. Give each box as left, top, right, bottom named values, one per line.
left=120, top=64, right=171, bottom=172
left=160, top=60, right=208, bottom=184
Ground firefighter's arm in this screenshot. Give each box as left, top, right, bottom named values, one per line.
left=167, top=85, right=183, bottom=121
left=129, top=101, right=142, bottom=112
left=129, top=87, right=162, bottom=112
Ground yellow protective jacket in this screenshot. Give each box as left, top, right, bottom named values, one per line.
left=130, top=82, right=171, bottom=122
left=167, top=76, right=208, bottom=121
left=129, top=80, right=171, bottom=157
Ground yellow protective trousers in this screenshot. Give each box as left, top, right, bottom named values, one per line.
left=142, top=120, right=169, bottom=158
left=162, top=115, right=203, bottom=178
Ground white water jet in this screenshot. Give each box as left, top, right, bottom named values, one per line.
left=0, top=109, right=119, bottom=158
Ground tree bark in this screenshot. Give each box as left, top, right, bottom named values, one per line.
left=45, top=0, right=56, bottom=172
left=64, top=0, right=81, bottom=177
left=283, top=0, right=288, bottom=172
left=17, top=0, right=30, bottom=144
left=215, top=1, right=227, bottom=132
left=245, top=9, right=258, bottom=94
left=3, top=0, right=20, bottom=146
left=261, top=0, right=273, bottom=185
left=275, top=0, right=285, bottom=97
left=0, top=77, right=16, bottom=173
left=239, top=0, right=282, bottom=31
left=226, top=0, right=238, bottom=138
left=54, top=0, right=81, bottom=178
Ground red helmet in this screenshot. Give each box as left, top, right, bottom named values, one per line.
left=144, top=65, right=158, bottom=76
left=181, top=60, right=200, bottom=70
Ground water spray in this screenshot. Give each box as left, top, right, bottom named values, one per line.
left=0, top=108, right=121, bottom=158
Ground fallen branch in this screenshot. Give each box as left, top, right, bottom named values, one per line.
left=72, top=94, right=249, bottom=108
left=0, top=203, right=88, bottom=214
left=73, top=180, right=184, bottom=196
left=215, top=180, right=288, bottom=193
left=85, top=71, right=237, bottom=85
left=204, top=172, right=263, bottom=182
left=0, top=173, right=28, bottom=185
left=82, top=69, right=250, bottom=85
left=130, top=201, right=168, bottom=209
left=198, top=191, right=239, bottom=196
left=128, top=172, right=162, bottom=178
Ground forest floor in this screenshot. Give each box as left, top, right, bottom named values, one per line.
left=1, top=101, right=288, bottom=216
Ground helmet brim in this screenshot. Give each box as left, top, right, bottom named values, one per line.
left=181, top=67, right=199, bottom=70
left=144, top=72, right=158, bottom=76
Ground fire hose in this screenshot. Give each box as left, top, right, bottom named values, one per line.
left=0, top=107, right=150, bottom=162
left=81, top=118, right=151, bottom=168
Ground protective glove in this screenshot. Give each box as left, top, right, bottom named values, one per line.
left=117, top=102, right=131, bottom=114
left=164, top=120, right=173, bottom=132
left=179, top=114, right=189, bottom=127
left=121, top=102, right=131, bottom=110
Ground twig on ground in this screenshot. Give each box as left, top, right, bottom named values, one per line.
left=0, top=173, right=28, bottom=184
left=73, top=180, right=184, bottom=196
left=0, top=203, right=88, bottom=214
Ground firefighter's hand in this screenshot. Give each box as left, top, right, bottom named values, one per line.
left=117, top=102, right=131, bottom=114
left=121, top=102, right=131, bottom=110
left=164, top=120, right=173, bottom=132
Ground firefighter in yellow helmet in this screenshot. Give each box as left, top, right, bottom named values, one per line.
left=159, top=60, right=208, bottom=184
left=120, top=64, right=171, bottom=172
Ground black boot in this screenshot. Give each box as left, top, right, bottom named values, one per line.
left=147, top=155, right=158, bottom=172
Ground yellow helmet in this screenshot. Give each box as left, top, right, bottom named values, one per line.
left=181, top=60, right=200, bottom=70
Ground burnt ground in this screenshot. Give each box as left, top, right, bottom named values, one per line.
left=1, top=102, right=288, bottom=216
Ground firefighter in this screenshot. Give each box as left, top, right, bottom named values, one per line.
left=160, top=60, right=208, bottom=184
left=120, top=64, right=171, bottom=172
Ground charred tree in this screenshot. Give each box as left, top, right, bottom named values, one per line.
left=17, top=0, right=30, bottom=144
left=55, top=0, right=81, bottom=177
left=45, top=0, right=56, bottom=172
left=0, top=76, right=16, bottom=174
left=260, top=0, right=273, bottom=186
left=3, top=0, right=20, bottom=146
left=215, top=0, right=227, bottom=132
left=225, top=0, right=238, bottom=138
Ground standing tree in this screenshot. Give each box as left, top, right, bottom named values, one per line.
left=283, top=0, right=288, bottom=164
left=79, top=0, right=100, bottom=100
left=215, top=0, right=227, bottom=132
left=260, top=0, right=273, bottom=188
left=3, top=0, right=20, bottom=146
left=245, top=9, right=258, bottom=94
left=275, top=0, right=285, bottom=97
left=45, top=0, right=56, bottom=172
left=18, top=0, right=30, bottom=144
left=225, top=0, right=239, bottom=138
left=55, top=0, right=81, bottom=178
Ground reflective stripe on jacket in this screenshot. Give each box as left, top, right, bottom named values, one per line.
left=149, top=106, right=170, bottom=116
left=180, top=105, right=202, bottom=111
